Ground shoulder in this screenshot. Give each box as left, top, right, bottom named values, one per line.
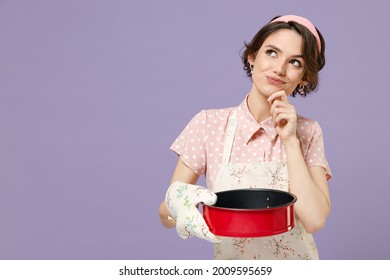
left=297, top=115, right=322, bottom=133
left=296, top=115, right=324, bottom=142
left=296, top=115, right=324, bottom=149
left=190, top=106, right=235, bottom=126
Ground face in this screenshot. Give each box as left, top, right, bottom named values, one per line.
left=249, top=29, right=306, bottom=97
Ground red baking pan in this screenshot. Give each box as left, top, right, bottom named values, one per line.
left=203, top=188, right=297, bottom=237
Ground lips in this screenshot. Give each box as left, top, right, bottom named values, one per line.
left=266, top=76, right=286, bottom=86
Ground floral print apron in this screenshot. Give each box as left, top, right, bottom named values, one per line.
left=210, top=110, right=319, bottom=260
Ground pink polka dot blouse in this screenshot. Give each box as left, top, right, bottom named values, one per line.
left=170, top=96, right=332, bottom=187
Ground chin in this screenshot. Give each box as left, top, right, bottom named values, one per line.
left=262, top=87, right=283, bottom=97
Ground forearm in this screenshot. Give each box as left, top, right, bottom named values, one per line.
left=284, top=137, right=330, bottom=233
left=159, top=201, right=175, bottom=228
left=159, top=157, right=200, bottom=229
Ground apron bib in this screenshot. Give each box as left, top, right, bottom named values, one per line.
left=210, top=110, right=319, bottom=260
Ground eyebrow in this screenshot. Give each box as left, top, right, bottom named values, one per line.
left=265, top=44, right=304, bottom=58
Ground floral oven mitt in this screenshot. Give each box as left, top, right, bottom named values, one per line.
left=165, top=181, right=222, bottom=243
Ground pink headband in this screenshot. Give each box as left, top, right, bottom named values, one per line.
left=271, top=15, right=321, bottom=52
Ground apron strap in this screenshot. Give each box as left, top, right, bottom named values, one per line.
left=222, top=110, right=238, bottom=163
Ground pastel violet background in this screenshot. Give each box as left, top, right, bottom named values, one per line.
left=0, top=0, right=389, bottom=260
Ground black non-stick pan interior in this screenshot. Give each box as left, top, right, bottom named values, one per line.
left=214, top=189, right=296, bottom=209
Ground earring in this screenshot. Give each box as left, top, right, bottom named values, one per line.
left=250, top=64, right=254, bottom=74
left=298, top=84, right=305, bottom=95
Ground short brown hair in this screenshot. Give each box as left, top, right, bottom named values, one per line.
left=241, top=16, right=326, bottom=97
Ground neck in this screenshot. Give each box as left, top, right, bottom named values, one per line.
left=247, top=86, right=272, bottom=123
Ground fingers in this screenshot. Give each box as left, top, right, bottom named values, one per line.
left=270, top=99, right=290, bottom=115
left=266, top=90, right=297, bottom=129
left=271, top=104, right=295, bottom=124
left=268, top=91, right=290, bottom=120
left=274, top=112, right=292, bottom=126
left=267, top=90, right=289, bottom=105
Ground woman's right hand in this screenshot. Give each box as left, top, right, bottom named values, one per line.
left=165, top=181, right=222, bottom=243
left=159, top=157, right=222, bottom=243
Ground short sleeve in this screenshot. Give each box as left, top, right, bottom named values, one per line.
left=304, top=121, right=332, bottom=180
left=170, top=110, right=207, bottom=175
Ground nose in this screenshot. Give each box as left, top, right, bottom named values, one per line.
left=273, top=61, right=286, bottom=76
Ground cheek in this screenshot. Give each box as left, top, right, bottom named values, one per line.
left=289, top=70, right=304, bottom=83
left=256, top=58, right=273, bottom=70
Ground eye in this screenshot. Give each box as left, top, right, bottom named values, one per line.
left=266, top=49, right=277, bottom=57
left=290, top=59, right=302, bottom=68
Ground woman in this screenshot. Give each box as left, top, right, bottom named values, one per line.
left=159, top=15, right=332, bottom=260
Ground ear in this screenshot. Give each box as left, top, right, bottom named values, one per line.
left=247, top=53, right=255, bottom=65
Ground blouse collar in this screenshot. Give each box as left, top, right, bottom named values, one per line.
left=236, top=95, right=278, bottom=144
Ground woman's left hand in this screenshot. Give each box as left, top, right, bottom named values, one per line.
left=267, top=90, right=298, bottom=143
